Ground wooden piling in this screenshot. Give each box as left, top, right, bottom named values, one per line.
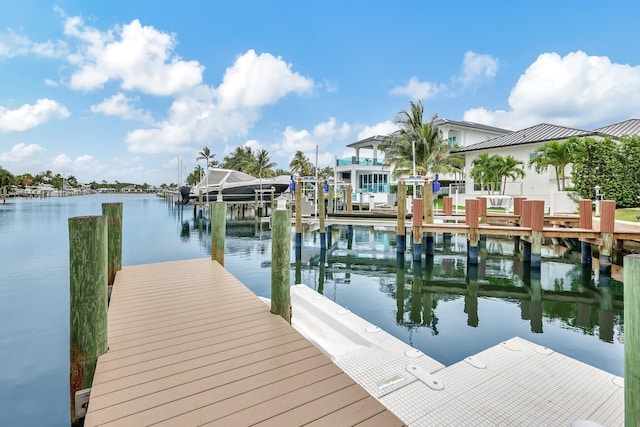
left=271, top=207, right=291, bottom=323
left=443, top=196, right=452, bottom=216
left=295, top=178, right=302, bottom=249
left=412, top=198, right=423, bottom=261
left=397, top=180, right=407, bottom=253
left=424, top=179, right=434, bottom=255
left=476, top=197, right=487, bottom=224
left=513, top=196, right=526, bottom=221
left=211, top=201, right=226, bottom=266
left=599, top=200, right=616, bottom=274
left=328, top=185, right=335, bottom=214
left=465, top=199, right=479, bottom=264
left=579, top=199, right=593, bottom=265
left=624, top=254, right=640, bottom=426
left=579, top=199, right=593, bottom=229
left=68, top=215, right=108, bottom=426
left=319, top=180, right=326, bottom=249
left=101, top=202, right=122, bottom=288
left=529, top=200, right=545, bottom=268
left=346, top=185, right=353, bottom=213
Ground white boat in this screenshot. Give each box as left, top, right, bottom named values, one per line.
left=188, top=168, right=291, bottom=202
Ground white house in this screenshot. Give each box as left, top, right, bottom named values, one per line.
left=453, top=119, right=640, bottom=212
left=335, top=121, right=510, bottom=207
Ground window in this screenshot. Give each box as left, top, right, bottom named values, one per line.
left=357, top=173, right=389, bottom=192
left=448, top=136, right=457, bottom=147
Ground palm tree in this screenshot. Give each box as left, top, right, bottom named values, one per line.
left=379, top=100, right=450, bottom=178
left=496, top=156, right=525, bottom=195
left=223, top=146, right=254, bottom=172
left=289, top=150, right=312, bottom=176
left=252, top=149, right=276, bottom=178
left=471, top=154, right=525, bottom=194
left=197, top=146, right=215, bottom=201
left=529, top=139, right=573, bottom=191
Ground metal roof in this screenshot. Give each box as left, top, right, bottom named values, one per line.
left=453, top=123, right=602, bottom=153
left=346, top=134, right=393, bottom=149
left=434, top=118, right=511, bottom=135
left=594, top=119, right=640, bottom=137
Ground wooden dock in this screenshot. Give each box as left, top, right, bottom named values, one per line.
left=84, top=258, right=404, bottom=426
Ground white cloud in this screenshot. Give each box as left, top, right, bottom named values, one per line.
left=270, top=117, right=351, bottom=168
left=458, top=51, right=498, bottom=88
left=217, top=49, right=314, bottom=109
left=52, top=154, right=72, bottom=169
left=356, top=121, right=398, bottom=141
left=0, top=143, right=45, bottom=162
left=464, top=51, right=640, bottom=129
left=390, top=76, right=446, bottom=99
left=44, top=79, right=59, bottom=87
left=0, top=99, right=69, bottom=132
left=90, top=93, right=154, bottom=123
left=390, top=51, right=498, bottom=99
left=0, top=30, right=67, bottom=58
left=124, top=50, right=314, bottom=154
left=64, top=17, right=203, bottom=95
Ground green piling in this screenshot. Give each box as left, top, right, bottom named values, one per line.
left=624, top=254, right=640, bottom=426
left=68, top=215, right=108, bottom=426
left=101, top=202, right=123, bottom=288
left=211, top=201, right=226, bottom=266
left=271, top=207, right=291, bottom=322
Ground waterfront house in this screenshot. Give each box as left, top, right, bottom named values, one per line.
left=453, top=119, right=640, bottom=212
left=335, top=121, right=510, bottom=208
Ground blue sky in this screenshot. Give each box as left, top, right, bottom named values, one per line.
left=1, top=1, right=639, bottom=185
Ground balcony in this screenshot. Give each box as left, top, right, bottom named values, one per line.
left=336, top=157, right=385, bottom=166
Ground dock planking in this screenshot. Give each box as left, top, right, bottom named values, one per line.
left=84, top=258, right=404, bottom=426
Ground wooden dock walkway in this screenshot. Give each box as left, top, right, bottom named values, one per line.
left=84, top=258, right=404, bottom=426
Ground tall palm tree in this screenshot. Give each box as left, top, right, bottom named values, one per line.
left=197, top=146, right=216, bottom=201
left=379, top=100, right=450, bottom=178
left=289, top=150, right=312, bottom=176
left=496, top=155, right=525, bottom=195
left=529, top=139, right=573, bottom=191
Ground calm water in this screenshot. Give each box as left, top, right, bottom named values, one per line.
left=0, top=194, right=625, bottom=426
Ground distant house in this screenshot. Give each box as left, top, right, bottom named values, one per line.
left=335, top=135, right=395, bottom=206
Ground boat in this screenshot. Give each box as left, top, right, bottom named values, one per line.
left=189, top=168, right=291, bottom=202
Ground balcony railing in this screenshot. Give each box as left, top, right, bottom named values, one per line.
left=337, top=157, right=385, bottom=166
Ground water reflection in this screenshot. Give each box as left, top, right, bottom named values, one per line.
left=173, top=204, right=624, bottom=375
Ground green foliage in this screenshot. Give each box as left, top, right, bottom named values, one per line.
left=379, top=100, right=457, bottom=179
left=0, top=166, right=17, bottom=188
left=470, top=153, right=525, bottom=195
left=571, top=135, right=640, bottom=208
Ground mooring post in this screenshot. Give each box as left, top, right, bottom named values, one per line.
left=211, top=199, right=226, bottom=266
left=345, top=185, right=353, bottom=213
left=68, top=215, right=108, bottom=426
left=579, top=199, right=593, bottom=265
left=513, top=197, right=526, bottom=222
left=271, top=205, right=291, bottom=323
left=520, top=200, right=532, bottom=262
left=412, top=198, right=423, bottom=262
left=295, top=177, right=302, bottom=250
left=599, top=200, right=616, bottom=274
left=319, top=180, right=326, bottom=250
left=424, top=178, right=434, bottom=255
left=328, top=185, right=335, bottom=214
left=466, top=199, right=479, bottom=264
left=529, top=200, right=545, bottom=268
left=101, top=202, right=122, bottom=290
left=624, top=254, right=640, bottom=426
left=397, top=180, right=407, bottom=254
left=327, top=225, right=333, bottom=248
